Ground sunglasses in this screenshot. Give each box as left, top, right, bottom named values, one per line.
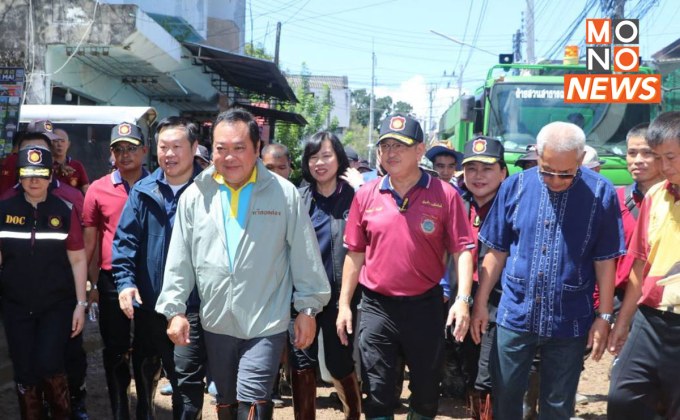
left=539, top=170, right=577, bottom=179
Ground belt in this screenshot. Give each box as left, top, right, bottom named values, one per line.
left=640, top=304, right=680, bottom=322
left=362, top=285, right=442, bottom=302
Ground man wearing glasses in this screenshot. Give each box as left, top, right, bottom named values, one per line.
left=83, top=122, right=149, bottom=419
left=337, top=113, right=474, bottom=419
left=470, top=121, right=624, bottom=419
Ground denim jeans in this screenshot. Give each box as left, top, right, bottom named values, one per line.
left=491, top=326, right=587, bottom=420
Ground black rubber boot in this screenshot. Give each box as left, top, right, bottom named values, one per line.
left=237, top=401, right=274, bottom=420
left=69, top=385, right=88, bottom=420
left=102, top=350, right=132, bottom=420
left=216, top=403, right=238, bottom=420
left=16, top=383, right=45, bottom=420
left=132, top=355, right=162, bottom=420
left=42, top=374, right=72, bottom=420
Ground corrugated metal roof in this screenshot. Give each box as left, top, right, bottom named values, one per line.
left=286, top=75, right=348, bottom=90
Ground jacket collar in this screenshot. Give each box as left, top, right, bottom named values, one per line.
left=194, top=159, right=274, bottom=193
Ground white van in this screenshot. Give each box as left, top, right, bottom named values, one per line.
left=20, top=105, right=158, bottom=180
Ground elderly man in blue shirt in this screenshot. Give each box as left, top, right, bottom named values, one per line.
left=470, top=121, right=625, bottom=420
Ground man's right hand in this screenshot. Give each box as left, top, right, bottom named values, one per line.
left=470, top=301, right=489, bottom=345
left=336, top=305, right=353, bottom=346
left=607, top=320, right=630, bottom=356
left=167, top=314, right=191, bottom=346
left=118, top=287, right=142, bottom=320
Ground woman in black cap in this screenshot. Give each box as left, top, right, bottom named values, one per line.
left=0, top=145, right=87, bottom=419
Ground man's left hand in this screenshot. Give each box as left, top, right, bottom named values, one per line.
left=446, top=300, right=470, bottom=342
left=587, top=317, right=611, bottom=361
left=294, top=313, right=317, bottom=350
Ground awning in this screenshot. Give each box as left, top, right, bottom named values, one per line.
left=183, top=42, right=298, bottom=103
left=236, top=103, right=307, bottom=126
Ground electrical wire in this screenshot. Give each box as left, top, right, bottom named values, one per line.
left=46, top=0, right=100, bottom=76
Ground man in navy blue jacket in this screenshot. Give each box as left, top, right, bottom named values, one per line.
left=112, top=116, right=205, bottom=419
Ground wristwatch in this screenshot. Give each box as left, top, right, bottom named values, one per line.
left=596, top=312, right=614, bottom=325
left=455, top=295, right=474, bottom=305
left=299, top=307, right=319, bottom=318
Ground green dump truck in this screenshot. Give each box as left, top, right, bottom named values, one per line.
left=439, top=62, right=660, bottom=184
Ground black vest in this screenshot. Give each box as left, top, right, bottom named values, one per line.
left=0, top=193, right=76, bottom=313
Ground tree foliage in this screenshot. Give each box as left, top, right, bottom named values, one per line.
left=342, top=89, right=414, bottom=164
left=394, top=101, right=413, bottom=114
left=351, top=89, right=413, bottom=130
left=244, top=42, right=273, bottom=61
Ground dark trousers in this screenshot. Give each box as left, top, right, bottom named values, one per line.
left=359, top=286, right=445, bottom=418
left=289, top=296, right=356, bottom=379
left=133, top=307, right=182, bottom=418
left=3, top=301, right=72, bottom=385
left=475, top=322, right=497, bottom=392
left=174, top=312, right=207, bottom=420
left=65, top=332, right=88, bottom=397
left=608, top=306, right=680, bottom=419
left=205, top=330, right=287, bottom=404
left=98, top=270, right=132, bottom=356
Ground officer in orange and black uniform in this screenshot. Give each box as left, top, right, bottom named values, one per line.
left=0, top=146, right=87, bottom=419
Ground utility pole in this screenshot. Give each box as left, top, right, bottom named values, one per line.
left=368, top=50, right=376, bottom=165
left=513, top=30, right=523, bottom=63
left=613, top=0, right=625, bottom=18
left=269, top=22, right=282, bottom=144
left=274, top=22, right=281, bottom=67
left=526, top=0, right=535, bottom=63
left=428, top=85, right=436, bottom=138
left=602, top=0, right=625, bottom=19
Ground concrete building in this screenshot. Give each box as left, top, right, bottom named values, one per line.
left=0, top=0, right=302, bottom=123
left=287, top=75, right=351, bottom=131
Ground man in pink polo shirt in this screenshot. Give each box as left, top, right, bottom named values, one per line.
left=83, top=122, right=149, bottom=419
left=336, top=113, right=474, bottom=419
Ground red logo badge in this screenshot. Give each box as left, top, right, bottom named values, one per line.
left=472, top=139, right=487, bottom=154
left=28, top=149, right=43, bottom=164
left=118, top=123, right=131, bottom=136
left=389, top=116, right=406, bottom=131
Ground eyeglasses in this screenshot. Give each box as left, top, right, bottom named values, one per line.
left=539, top=170, right=577, bottom=179
left=112, top=145, right=141, bottom=154
left=378, top=142, right=412, bottom=153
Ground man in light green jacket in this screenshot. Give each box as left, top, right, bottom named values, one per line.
left=156, top=108, right=330, bottom=420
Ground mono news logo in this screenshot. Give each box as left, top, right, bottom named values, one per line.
left=564, top=19, right=661, bottom=104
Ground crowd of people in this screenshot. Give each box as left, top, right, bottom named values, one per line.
left=0, top=107, right=678, bottom=420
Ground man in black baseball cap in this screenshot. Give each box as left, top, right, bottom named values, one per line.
left=377, top=113, right=424, bottom=146
left=110, top=122, right=144, bottom=147
left=515, top=145, right=538, bottom=170
left=344, top=146, right=360, bottom=169
left=338, top=112, right=475, bottom=419
left=26, top=119, right=60, bottom=141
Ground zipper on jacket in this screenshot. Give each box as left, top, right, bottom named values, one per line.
left=30, top=207, right=37, bottom=255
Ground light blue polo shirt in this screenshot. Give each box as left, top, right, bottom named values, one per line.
left=213, top=169, right=257, bottom=267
